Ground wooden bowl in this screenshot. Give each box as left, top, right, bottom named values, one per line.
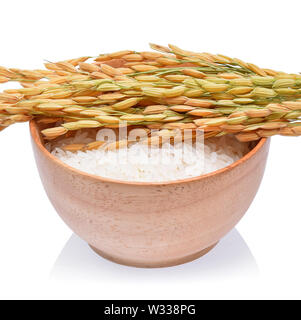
left=30, top=120, right=270, bottom=268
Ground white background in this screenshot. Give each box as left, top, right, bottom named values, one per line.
left=0, top=0, right=301, bottom=300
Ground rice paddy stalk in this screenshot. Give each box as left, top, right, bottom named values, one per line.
left=1, top=44, right=301, bottom=142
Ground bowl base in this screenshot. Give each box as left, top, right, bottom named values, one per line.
left=89, top=242, right=218, bottom=268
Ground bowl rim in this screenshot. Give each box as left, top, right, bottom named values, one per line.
left=29, top=120, right=268, bottom=186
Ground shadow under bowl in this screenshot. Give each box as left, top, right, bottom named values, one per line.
left=30, top=120, right=270, bottom=268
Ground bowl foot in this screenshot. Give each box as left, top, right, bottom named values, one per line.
left=89, top=242, right=218, bottom=268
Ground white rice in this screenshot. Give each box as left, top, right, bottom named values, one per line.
left=49, top=130, right=250, bottom=182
